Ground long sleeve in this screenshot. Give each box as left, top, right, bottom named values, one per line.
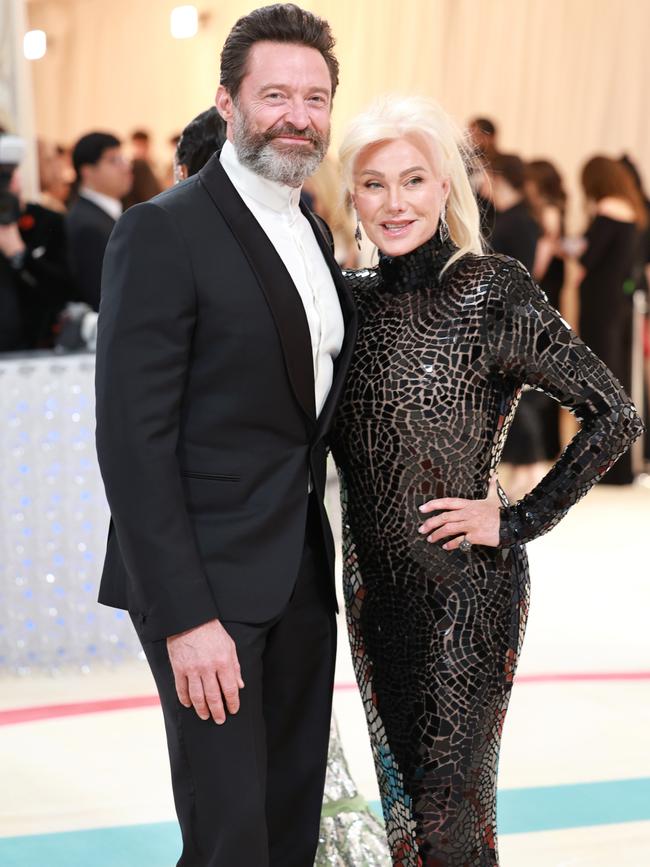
left=96, top=201, right=220, bottom=639
left=483, top=258, right=644, bottom=547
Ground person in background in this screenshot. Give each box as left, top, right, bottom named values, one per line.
left=0, top=132, right=75, bottom=350
left=524, top=158, right=568, bottom=460
left=468, top=116, right=499, bottom=166
left=123, top=129, right=162, bottom=208
left=164, top=131, right=183, bottom=187
left=620, top=154, right=650, bottom=464
left=574, top=155, right=648, bottom=483
left=467, top=116, right=499, bottom=241
left=131, top=129, right=154, bottom=163
left=488, top=152, right=545, bottom=497
left=66, top=132, right=133, bottom=310
left=489, top=153, right=539, bottom=270
left=302, top=155, right=357, bottom=267
left=174, top=107, right=227, bottom=180
left=37, top=141, right=73, bottom=214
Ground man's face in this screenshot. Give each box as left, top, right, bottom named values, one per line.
left=216, top=41, right=332, bottom=187
left=82, top=147, right=133, bottom=199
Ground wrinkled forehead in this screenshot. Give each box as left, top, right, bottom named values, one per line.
left=241, top=40, right=332, bottom=93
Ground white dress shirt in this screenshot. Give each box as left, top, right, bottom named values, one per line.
left=79, top=186, right=123, bottom=222
left=220, top=139, right=344, bottom=418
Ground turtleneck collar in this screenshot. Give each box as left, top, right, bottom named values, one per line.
left=220, top=139, right=302, bottom=214
left=378, top=232, right=458, bottom=294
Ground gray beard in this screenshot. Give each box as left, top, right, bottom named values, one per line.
left=232, top=105, right=329, bottom=188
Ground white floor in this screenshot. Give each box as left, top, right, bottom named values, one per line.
left=1, top=479, right=650, bottom=865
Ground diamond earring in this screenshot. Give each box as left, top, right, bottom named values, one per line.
left=438, top=203, right=450, bottom=243
left=354, top=215, right=362, bottom=250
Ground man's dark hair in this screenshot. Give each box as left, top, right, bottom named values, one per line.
left=131, top=129, right=150, bottom=143
left=72, top=132, right=121, bottom=178
left=220, top=3, right=339, bottom=101
left=472, top=117, right=496, bottom=137
left=491, top=153, right=526, bottom=191
left=176, top=108, right=227, bottom=177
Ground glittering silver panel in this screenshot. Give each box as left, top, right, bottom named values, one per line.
left=0, top=353, right=143, bottom=674
left=317, top=716, right=391, bottom=866
left=331, top=235, right=643, bottom=866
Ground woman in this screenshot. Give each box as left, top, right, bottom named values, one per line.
left=487, top=152, right=547, bottom=496
left=330, top=96, right=643, bottom=866
left=523, top=159, right=568, bottom=461
left=576, top=155, right=647, bottom=484
left=524, top=159, right=567, bottom=310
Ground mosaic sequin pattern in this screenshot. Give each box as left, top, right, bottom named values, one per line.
left=330, top=236, right=643, bottom=866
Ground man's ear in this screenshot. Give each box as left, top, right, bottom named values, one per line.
left=215, top=86, right=234, bottom=123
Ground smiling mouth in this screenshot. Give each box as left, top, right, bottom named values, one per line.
left=273, top=135, right=314, bottom=145
left=381, top=221, right=415, bottom=236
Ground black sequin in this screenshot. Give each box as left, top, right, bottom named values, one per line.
left=330, top=233, right=643, bottom=866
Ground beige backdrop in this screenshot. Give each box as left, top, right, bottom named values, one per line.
left=25, top=0, right=650, bottom=229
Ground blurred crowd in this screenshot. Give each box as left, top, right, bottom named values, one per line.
left=0, top=112, right=648, bottom=479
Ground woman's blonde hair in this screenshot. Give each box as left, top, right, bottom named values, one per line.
left=339, top=95, right=483, bottom=270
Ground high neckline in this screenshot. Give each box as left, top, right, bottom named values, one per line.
left=220, top=139, right=302, bottom=214
left=378, top=232, right=458, bottom=294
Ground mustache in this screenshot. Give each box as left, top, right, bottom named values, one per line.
left=263, top=124, right=321, bottom=144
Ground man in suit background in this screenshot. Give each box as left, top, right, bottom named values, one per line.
left=95, top=5, right=355, bottom=866
left=67, top=132, right=132, bottom=310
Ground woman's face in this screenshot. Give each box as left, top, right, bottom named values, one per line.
left=352, top=136, right=449, bottom=257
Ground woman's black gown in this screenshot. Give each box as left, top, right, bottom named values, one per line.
left=330, top=234, right=642, bottom=867
left=579, top=214, right=639, bottom=484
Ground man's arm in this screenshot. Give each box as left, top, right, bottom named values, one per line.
left=96, top=202, right=242, bottom=723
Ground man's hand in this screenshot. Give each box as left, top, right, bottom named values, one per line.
left=417, top=476, right=501, bottom=550
left=0, top=224, right=26, bottom=259
left=166, top=619, right=244, bottom=724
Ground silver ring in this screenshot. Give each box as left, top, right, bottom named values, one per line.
left=459, top=538, right=472, bottom=553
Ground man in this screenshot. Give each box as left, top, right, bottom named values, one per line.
left=95, top=5, right=356, bottom=866
left=468, top=116, right=500, bottom=241
left=67, top=132, right=132, bottom=310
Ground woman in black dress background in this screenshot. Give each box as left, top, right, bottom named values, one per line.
left=525, top=160, right=568, bottom=461
left=576, top=156, right=647, bottom=483
left=331, top=96, right=643, bottom=866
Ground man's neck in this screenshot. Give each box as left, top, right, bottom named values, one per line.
left=79, top=186, right=122, bottom=221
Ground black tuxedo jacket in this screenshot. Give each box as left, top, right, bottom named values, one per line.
left=66, top=195, right=117, bottom=311
left=95, top=153, right=357, bottom=642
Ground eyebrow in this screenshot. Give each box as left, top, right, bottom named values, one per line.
left=360, top=165, right=429, bottom=177
left=259, top=84, right=331, bottom=96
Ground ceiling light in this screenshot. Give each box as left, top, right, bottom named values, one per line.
left=24, top=30, right=47, bottom=60
left=171, top=6, right=198, bottom=39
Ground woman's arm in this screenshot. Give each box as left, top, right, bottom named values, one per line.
left=532, top=205, right=561, bottom=283
left=485, top=259, right=643, bottom=546
left=418, top=258, right=643, bottom=549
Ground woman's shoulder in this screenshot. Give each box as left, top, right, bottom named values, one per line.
left=595, top=197, right=636, bottom=224
left=446, top=250, right=528, bottom=286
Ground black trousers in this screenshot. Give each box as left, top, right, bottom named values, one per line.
left=133, top=498, right=337, bottom=867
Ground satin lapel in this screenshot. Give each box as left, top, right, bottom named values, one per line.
left=300, top=204, right=358, bottom=440
left=198, top=153, right=316, bottom=424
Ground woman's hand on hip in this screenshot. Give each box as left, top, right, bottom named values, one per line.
left=417, top=476, right=501, bottom=550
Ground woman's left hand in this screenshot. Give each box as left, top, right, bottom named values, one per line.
left=417, top=476, right=501, bottom=550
